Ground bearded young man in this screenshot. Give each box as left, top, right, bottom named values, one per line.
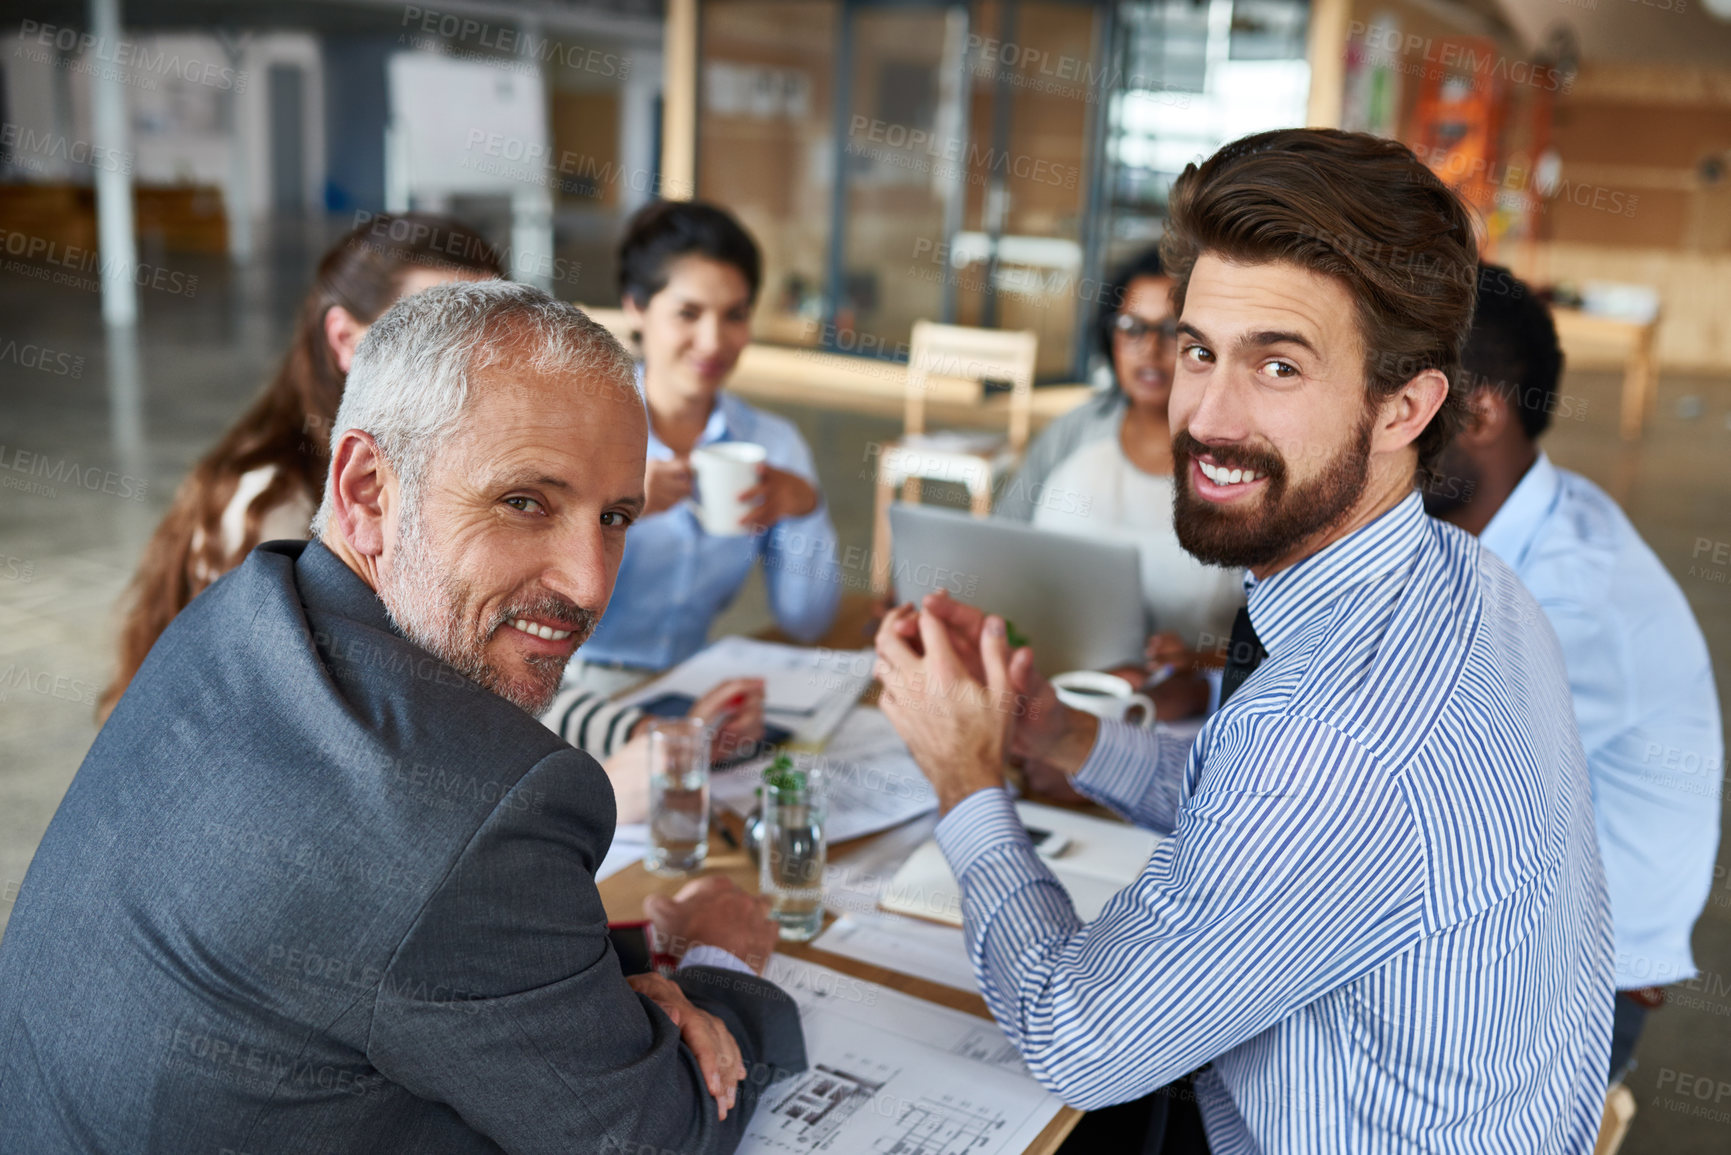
left=874, top=130, right=1613, bottom=1154
left=0, top=283, right=804, bottom=1154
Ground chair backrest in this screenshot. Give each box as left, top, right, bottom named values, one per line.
left=579, top=306, right=637, bottom=347
left=904, top=321, right=1039, bottom=452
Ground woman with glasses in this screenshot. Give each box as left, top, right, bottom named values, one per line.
left=997, top=248, right=1243, bottom=694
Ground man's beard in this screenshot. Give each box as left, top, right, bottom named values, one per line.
left=1172, top=407, right=1375, bottom=570
left=377, top=500, right=596, bottom=715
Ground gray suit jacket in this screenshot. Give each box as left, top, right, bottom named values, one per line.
left=0, top=540, right=805, bottom=1153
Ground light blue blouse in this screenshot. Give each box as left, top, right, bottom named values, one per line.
left=581, top=389, right=842, bottom=670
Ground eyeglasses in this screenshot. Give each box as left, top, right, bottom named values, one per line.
left=1112, top=314, right=1179, bottom=345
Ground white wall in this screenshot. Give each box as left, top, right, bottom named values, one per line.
left=235, top=33, right=326, bottom=218
left=1, top=30, right=324, bottom=223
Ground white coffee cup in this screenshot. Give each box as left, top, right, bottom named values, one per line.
left=1051, top=669, right=1156, bottom=728
left=689, top=442, right=767, bottom=536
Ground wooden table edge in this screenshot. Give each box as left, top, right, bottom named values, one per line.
left=598, top=853, right=1083, bottom=1152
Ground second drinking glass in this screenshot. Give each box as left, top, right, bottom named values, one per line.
left=645, top=717, right=710, bottom=875
left=759, top=758, right=826, bottom=941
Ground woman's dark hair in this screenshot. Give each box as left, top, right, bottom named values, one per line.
left=1096, top=246, right=1168, bottom=362
left=1161, top=128, right=1479, bottom=469
left=618, top=199, right=762, bottom=308
left=102, top=213, right=504, bottom=719
left=1463, top=264, right=1564, bottom=442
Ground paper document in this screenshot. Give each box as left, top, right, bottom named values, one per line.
left=713, top=708, right=938, bottom=845
left=880, top=801, right=1161, bottom=927
left=814, top=914, right=978, bottom=994
left=738, top=956, right=1062, bottom=1155
left=597, top=823, right=646, bottom=882
left=810, top=814, right=978, bottom=993
left=618, top=637, right=873, bottom=746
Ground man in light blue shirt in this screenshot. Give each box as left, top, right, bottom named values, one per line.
left=1425, top=265, right=1723, bottom=1081
left=874, top=130, right=1611, bottom=1153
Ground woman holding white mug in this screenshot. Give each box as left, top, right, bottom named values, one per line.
left=575, top=200, right=842, bottom=678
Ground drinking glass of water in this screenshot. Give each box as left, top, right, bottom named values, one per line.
left=646, top=718, right=710, bottom=875
left=759, top=757, right=826, bottom=941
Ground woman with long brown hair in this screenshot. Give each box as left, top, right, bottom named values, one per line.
left=100, top=214, right=505, bottom=717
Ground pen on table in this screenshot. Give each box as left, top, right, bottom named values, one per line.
left=700, top=690, right=751, bottom=732
left=705, top=690, right=753, bottom=761
left=1139, top=662, right=1178, bottom=693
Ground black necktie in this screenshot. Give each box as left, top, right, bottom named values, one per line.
left=1219, top=607, right=1266, bottom=707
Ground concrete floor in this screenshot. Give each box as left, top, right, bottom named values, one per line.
left=2, top=222, right=1729, bottom=1151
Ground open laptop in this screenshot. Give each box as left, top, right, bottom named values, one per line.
left=888, top=503, right=1146, bottom=675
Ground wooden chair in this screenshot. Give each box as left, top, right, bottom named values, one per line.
left=1548, top=306, right=1662, bottom=442
left=579, top=306, right=637, bottom=348
left=1592, top=1082, right=1635, bottom=1155
left=870, top=321, right=1038, bottom=593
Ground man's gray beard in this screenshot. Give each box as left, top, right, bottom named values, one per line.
left=375, top=499, right=571, bottom=716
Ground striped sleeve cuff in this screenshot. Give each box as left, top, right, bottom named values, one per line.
left=933, top=787, right=1082, bottom=1012
left=680, top=944, right=755, bottom=976
left=934, top=788, right=1076, bottom=929
left=1074, top=719, right=1167, bottom=823
left=934, top=787, right=1031, bottom=875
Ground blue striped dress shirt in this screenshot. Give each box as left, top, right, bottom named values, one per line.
left=936, top=492, right=1614, bottom=1152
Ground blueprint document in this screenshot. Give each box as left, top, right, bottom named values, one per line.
left=738, top=956, right=1064, bottom=1155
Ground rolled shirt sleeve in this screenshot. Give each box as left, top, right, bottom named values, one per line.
left=1072, top=719, right=1197, bottom=835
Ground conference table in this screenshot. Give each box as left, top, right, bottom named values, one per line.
left=594, top=592, right=1086, bottom=1154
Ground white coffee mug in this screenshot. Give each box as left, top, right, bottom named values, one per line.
left=689, top=442, right=768, bottom=536
left=1051, top=669, right=1156, bottom=729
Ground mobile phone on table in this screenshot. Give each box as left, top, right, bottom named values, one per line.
left=1024, top=825, right=1070, bottom=858
left=636, top=692, right=793, bottom=767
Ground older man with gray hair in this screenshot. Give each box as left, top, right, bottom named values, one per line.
left=0, top=281, right=805, bottom=1155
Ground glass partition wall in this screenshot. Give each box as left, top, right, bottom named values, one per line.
left=699, top=0, right=1308, bottom=382
left=1099, top=0, right=1310, bottom=286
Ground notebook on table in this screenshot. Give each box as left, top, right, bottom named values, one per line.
left=880, top=800, right=1162, bottom=927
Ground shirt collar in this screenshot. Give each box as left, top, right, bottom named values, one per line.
left=1479, top=452, right=1562, bottom=572
left=639, top=366, right=737, bottom=459
left=1244, top=490, right=1430, bottom=656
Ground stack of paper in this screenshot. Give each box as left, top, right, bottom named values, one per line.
left=815, top=913, right=978, bottom=994
left=712, top=708, right=938, bottom=845
left=617, top=636, right=874, bottom=747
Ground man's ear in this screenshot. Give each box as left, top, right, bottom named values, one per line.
left=327, top=430, right=393, bottom=558
left=1457, top=386, right=1509, bottom=446
left=1371, top=368, right=1449, bottom=457
left=324, top=305, right=368, bottom=374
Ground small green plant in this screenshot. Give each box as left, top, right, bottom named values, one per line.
left=1004, top=619, right=1031, bottom=650
left=762, top=754, right=807, bottom=803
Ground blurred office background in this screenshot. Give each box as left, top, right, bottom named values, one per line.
left=2, top=3, right=1729, bottom=1151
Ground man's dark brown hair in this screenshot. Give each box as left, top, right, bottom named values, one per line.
left=1160, top=128, right=1480, bottom=469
